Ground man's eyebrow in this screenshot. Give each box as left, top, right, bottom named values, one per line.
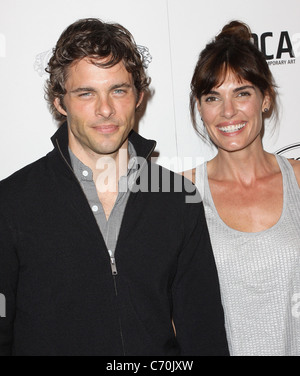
left=70, top=87, right=96, bottom=94
left=69, top=83, right=133, bottom=93
left=110, top=82, right=133, bottom=90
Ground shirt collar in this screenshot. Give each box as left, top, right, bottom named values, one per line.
left=69, top=141, right=138, bottom=183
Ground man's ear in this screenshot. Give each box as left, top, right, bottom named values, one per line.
left=54, top=97, right=67, bottom=116
left=136, top=91, right=145, bottom=109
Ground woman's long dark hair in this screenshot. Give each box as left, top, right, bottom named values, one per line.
left=190, top=20, right=278, bottom=139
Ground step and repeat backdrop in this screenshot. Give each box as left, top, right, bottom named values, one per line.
left=0, top=0, right=299, bottom=179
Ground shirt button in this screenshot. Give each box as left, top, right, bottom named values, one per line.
left=92, top=205, right=99, bottom=212
left=82, top=170, right=89, bottom=177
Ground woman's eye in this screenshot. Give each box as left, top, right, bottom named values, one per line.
left=238, top=91, right=251, bottom=97
left=205, top=96, right=218, bottom=102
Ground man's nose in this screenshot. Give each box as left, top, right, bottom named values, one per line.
left=95, top=95, right=115, bottom=118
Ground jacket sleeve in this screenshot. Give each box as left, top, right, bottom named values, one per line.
left=0, top=209, right=19, bottom=356
left=172, top=196, right=229, bottom=356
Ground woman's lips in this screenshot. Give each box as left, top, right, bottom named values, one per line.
left=217, top=122, right=247, bottom=135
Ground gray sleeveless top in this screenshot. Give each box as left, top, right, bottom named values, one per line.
left=195, top=154, right=300, bottom=356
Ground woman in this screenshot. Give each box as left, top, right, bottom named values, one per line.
left=186, top=20, right=300, bottom=356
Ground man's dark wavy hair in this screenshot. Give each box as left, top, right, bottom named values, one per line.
left=45, top=18, right=151, bottom=122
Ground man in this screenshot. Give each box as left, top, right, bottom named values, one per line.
left=0, top=18, right=228, bottom=356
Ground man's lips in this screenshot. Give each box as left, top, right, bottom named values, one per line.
left=92, top=124, right=119, bottom=134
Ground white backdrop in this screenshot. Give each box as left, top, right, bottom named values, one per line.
left=0, top=0, right=299, bottom=180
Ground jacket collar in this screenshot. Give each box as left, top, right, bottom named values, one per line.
left=51, top=122, right=157, bottom=166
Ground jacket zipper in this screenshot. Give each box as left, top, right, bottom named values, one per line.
left=56, top=140, right=127, bottom=354
left=56, top=138, right=156, bottom=356
left=106, top=144, right=155, bottom=354
left=108, top=249, right=118, bottom=275
left=108, top=142, right=155, bottom=276
left=105, top=141, right=156, bottom=277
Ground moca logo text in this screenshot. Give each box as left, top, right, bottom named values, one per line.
left=252, top=31, right=300, bottom=65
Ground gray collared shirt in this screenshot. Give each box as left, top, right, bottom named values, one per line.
left=69, top=142, right=138, bottom=259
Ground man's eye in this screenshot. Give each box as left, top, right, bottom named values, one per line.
left=78, top=92, right=91, bottom=97
left=114, top=89, right=126, bottom=94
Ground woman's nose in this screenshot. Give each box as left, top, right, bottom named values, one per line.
left=221, top=98, right=237, bottom=118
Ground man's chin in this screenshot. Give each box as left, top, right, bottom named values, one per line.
left=91, top=143, right=128, bottom=159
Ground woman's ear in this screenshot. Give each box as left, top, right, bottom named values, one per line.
left=262, top=93, right=271, bottom=113
left=196, top=98, right=203, bottom=121
left=54, top=97, right=67, bottom=116
left=196, top=98, right=201, bottom=114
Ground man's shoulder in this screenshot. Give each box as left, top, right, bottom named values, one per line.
left=0, top=155, right=50, bottom=199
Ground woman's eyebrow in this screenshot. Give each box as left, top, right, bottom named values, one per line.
left=205, top=85, right=255, bottom=95
left=233, top=85, right=255, bottom=93
left=206, top=90, right=220, bottom=95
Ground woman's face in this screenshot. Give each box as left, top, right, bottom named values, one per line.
left=198, top=70, right=270, bottom=153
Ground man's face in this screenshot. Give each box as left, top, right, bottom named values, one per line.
left=54, top=57, right=143, bottom=159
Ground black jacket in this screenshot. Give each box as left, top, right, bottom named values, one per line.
left=0, top=123, right=228, bottom=356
